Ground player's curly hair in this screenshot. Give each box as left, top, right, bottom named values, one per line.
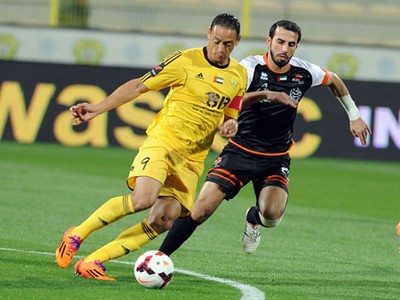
left=210, top=13, right=241, bottom=36
left=269, top=20, right=302, bottom=43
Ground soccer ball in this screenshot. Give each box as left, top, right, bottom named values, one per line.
left=134, top=250, right=174, bottom=289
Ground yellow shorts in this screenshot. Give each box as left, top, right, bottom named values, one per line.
left=126, top=136, right=204, bottom=216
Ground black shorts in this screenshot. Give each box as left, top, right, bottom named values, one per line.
left=206, top=143, right=291, bottom=200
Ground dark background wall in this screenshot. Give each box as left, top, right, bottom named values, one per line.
left=1, top=60, right=399, bottom=161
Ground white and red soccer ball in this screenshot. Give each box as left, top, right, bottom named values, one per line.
left=134, top=250, right=174, bottom=289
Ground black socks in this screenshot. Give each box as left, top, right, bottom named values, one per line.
left=159, top=216, right=200, bottom=256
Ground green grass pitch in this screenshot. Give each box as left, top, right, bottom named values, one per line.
left=0, top=141, right=399, bottom=299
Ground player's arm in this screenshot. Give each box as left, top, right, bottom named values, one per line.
left=70, top=78, right=150, bottom=125
left=219, top=91, right=244, bottom=137
left=242, top=90, right=298, bottom=108
left=326, top=71, right=372, bottom=146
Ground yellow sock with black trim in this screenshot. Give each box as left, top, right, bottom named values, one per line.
left=72, top=195, right=134, bottom=240
left=84, top=219, right=158, bottom=263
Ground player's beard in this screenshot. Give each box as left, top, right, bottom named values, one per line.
left=270, top=49, right=291, bottom=68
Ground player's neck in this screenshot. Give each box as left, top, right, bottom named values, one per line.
left=204, top=46, right=230, bottom=68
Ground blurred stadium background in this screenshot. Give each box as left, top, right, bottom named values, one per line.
left=0, top=0, right=399, bottom=161
left=0, top=4, right=399, bottom=299
left=0, top=0, right=399, bottom=47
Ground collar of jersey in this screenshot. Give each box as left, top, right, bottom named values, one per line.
left=203, top=47, right=230, bottom=69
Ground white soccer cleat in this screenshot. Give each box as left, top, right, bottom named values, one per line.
left=242, top=208, right=261, bottom=254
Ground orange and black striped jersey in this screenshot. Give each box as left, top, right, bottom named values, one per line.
left=141, top=47, right=247, bottom=161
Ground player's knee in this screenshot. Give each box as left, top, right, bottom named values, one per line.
left=131, top=192, right=156, bottom=211
left=191, top=196, right=220, bottom=223
left=191, top=207, right=213, bottom=223
left=146, top=214, right=175, bottom=234
left=259, top=213, right=284, bottom=228
left=259, top=205, right=285, bottom=225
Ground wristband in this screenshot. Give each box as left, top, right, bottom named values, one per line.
left=336, top=95, right=361, bottom=121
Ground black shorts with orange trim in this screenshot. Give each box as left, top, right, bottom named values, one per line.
left=206, top=142, right=290, bottom=200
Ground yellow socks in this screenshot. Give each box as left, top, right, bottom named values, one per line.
left=84, top=219, right=158, bottom=263
left=72, top=195, right=134, bottom=240
left=70, top=195, right=159, bottom=263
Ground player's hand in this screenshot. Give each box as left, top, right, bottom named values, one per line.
left=268, top=91, right=298, bottom=108
left=242, top=91, right=298, bottom=108
left=350, top=118, right=372, bottom=146
left=70, top=102, right=98, bottom=125
left=218, top=118, right=238, bottom=138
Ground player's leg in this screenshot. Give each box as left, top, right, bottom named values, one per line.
left=55, top=194, right=136, bottom=269
left=248, top=185, right=288, bottom=226
left=159, top=181, right=226, bottom=256
left=56, top=138, right=168, bottom=269
left=160, top=147, right=248, bottom=256
left=75, top=146, right=199, bottom=279
left=80, top=178, right=167, bottom=262
left=243, top=186, right=288, bottom=254
left=55, top=176, right=163, bottom=269
left=192, top=181, right=227, bottom=222
left=76, top=144, right=203, bottom=280
left=243, top=155, right=290, bottom=254
left=55, top=195, right=134, bottom=268
left=75, top=196, right=181, bottom=280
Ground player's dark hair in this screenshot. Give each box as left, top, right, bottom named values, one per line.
left=269, top=20, right=302, bottom=43
left=210, top=13, right=241, bottom=36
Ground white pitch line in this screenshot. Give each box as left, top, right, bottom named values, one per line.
left=175, top=268, right=265, bottom=300
left=0, top=247, right=265, bottom=300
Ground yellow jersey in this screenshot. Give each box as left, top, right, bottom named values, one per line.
left=141, top=47, right=247, bottom=161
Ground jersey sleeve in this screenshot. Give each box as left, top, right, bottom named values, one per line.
left=223, top=71, right=247, bottom=119
left=141, top=51, right=186, bottom=91
left=290, top=57, right=330, bottom=87
left=240, top=55, right=261, bottom=91
left=223, top=95, right=243, bottom=119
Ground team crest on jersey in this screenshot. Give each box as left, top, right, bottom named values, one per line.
left=289, top=87, right=302, bottom=101
left=150, top=63, right=164, bottom=76
left=293, top=73, right=302, bottom=81
left=257, top=83, right=271, bottom=103
left=261, top=72, right=268, bottom=81
left=293, top=73, right=304, bottom=84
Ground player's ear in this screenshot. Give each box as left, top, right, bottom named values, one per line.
left=235, top=34, right=241, bottom=44
left=207, top=27, right=212, bottom=39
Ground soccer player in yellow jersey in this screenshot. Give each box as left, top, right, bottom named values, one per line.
left=54, top=13, right=245, bottom=281
left=55, top=13, right=294, bottom=280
